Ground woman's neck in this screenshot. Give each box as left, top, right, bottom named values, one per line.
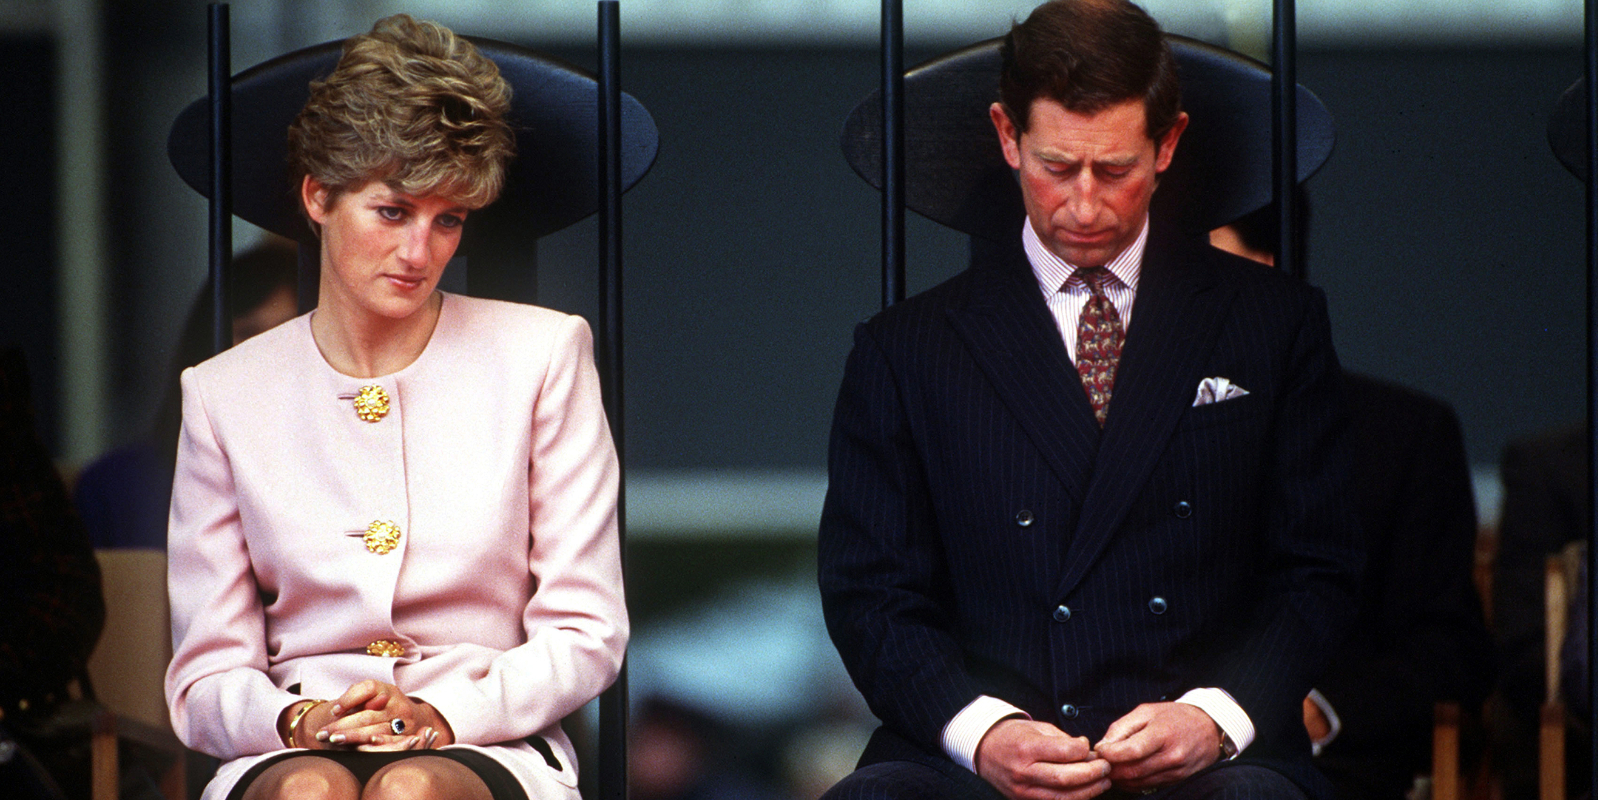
left=310, top=291, right=443, bottom=379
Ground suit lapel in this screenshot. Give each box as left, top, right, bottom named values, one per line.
left=1056, top=227, right=1237, bottom=598
left=947, top=240, right=1101, bottom=506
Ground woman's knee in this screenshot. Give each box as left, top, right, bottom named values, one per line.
left=363, top=756, right=491, bottom=800
left=241, top=756, right=360, bottom=800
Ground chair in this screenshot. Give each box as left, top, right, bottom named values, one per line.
left=85, top=549, right=187, bottom=800
left=1538, top=541, right=1587, bottom=800
left=162, top=6, right=658, bottom=797
left=838, top=35, right=1335, bottom=247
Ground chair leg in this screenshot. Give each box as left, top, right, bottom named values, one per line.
left=1538, top=702, right=1564, bottom=800
left=90, top=709, right=118, bottom=800
left=160, top=749, right=188, bottom=800
left=1434, top=702, right=1461, bottom=800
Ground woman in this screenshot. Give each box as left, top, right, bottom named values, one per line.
left=164, top=15, right=627, bottom=800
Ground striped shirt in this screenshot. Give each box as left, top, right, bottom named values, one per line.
left=1021, top=217, right=1145, bottom=365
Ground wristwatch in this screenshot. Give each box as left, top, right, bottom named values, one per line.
left=1216, top=723, right=1239, bottom=760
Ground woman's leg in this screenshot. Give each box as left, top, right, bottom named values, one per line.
left=239, top=755, right=361, bottom=800
left=362, top=755, right=494, bottom=800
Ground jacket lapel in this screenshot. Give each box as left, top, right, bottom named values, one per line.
left=947, top=238, right=1101, bottom=506
left=1055, top=226, right=1236, bottom=598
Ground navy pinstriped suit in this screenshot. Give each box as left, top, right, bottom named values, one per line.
left=818, top=222, right=1364, bottom=799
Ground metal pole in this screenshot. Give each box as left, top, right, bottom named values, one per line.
left=1583, top=6, right=1596, bottom=784
left=1271, top=0, right=1298, bottom=280
left=208, top=3, right=232, bottom=355
left=596, top=4, right=628, bottom=800
left=881, top=0, right=905, bottom=308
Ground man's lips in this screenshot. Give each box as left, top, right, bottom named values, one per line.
left=1060, top=228, right=1113, bottom=244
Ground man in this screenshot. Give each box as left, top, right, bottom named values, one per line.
left=1211, top=203, right=1495, bottom=800
left=816, top=2, right=1364, bottom=799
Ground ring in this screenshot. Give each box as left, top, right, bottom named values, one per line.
left=390, top=718, right=406, bottom=735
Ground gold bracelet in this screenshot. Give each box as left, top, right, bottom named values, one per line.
left=284, top=699, right=325, bottom=749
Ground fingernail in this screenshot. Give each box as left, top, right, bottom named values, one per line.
left=330, top=733, right=346, bottom=745
left=329, top=704, right=343, bottom=715
left=315, top=730, right=330, bottom=742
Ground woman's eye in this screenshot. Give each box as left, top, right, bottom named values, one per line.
left=437, top=214, right=464, bottom=229
left=378, top=206, right=405, bottom=222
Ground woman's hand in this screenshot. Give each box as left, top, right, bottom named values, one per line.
left=306, top=680, right=456, bottom=751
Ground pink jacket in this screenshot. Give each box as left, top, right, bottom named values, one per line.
left=165, top=293, right=627, bottom=799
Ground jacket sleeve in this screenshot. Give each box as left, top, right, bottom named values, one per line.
left=409, top=315, right=628, bottom=744
left=165, top=366, right=302, bottom=758
left=818, top=324, right=980, bottom=752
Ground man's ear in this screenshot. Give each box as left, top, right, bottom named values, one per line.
left=1153, top=111, right=1189, bottom=174
left=990, top=102, right=1023, bottom=170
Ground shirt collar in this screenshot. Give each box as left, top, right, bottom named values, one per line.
left=1021, top=216, right=1148, bottom=294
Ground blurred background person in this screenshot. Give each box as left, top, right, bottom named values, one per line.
left=1211, top=197, right=1496, bottom=800
left=0, top=347, right=106, bottom=800
left=72, top=236, right=299, bottom=552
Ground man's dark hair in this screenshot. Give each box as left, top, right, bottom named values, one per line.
left=998, top=0, right=1182, bottom=143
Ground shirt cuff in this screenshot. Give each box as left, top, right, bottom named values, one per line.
left=942, top=695, right=1031, bottom=773
left=1176, top=687, right=1254, bottom=758
left=1304, top=688, right=1341, bottom=755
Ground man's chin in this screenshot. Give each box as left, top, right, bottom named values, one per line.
left=1054, top=245, right=1116, bottom=267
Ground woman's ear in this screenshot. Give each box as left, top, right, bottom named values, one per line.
left=301, top=175, right=331, bottom=226
left=300, top=175, right=330, bottom=239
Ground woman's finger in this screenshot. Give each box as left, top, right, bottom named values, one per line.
left=330, top=680, right=388, bottom=716
left=355, top=733, right=422, bottom=753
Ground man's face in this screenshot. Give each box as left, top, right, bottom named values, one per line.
left=991, top=97, right=1187, bottom=267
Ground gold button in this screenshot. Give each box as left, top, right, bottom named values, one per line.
left=367, top=640, right=405, bottom=658
left=353, top=385, right=390, bottom=422
left=364, top=520, right=402, bottom=555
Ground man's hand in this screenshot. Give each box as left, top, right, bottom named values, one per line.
left=976, top=718, right=1112, bottom=800
left=1093, top=703, right=1221, bottom=792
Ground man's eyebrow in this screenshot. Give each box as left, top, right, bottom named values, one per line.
left=1032, top=148, right=1140, bottom=168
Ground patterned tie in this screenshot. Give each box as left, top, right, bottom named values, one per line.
left=1073, top=267, right=1124, bottom=427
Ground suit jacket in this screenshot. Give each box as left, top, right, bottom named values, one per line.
left=165, top=294, right=627, bottom=800
left=817, top=222, right=1363, bottom=796
left=1311, top=374, right=1493, bottom=800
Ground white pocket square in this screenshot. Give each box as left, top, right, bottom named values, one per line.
left=1193, top=376, right=1249, bottom=406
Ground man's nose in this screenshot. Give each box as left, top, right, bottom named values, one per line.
left=1066, top=174, right=1102, bottom=224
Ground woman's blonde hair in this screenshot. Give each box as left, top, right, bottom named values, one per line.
left=287, top=14, right=514, bottom=222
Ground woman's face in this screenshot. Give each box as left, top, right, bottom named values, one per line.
left=302, top=177, right=469, bottom=323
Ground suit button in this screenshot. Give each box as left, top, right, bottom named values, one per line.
left=1015, top=509, right=1034, bottom=527
left=367, top=640, right=405, bottom=658
left=1172, top=501, right=1192, bottom=519
left=1148, top=597, right=1168, bottom=615
left=1060, top=704, right=1079, bottom=719
left=353, top=384, right=391, bottom=422
left=363, top=520, right=402, bottom=554
left=1052, top=605, right=1071, bottom=622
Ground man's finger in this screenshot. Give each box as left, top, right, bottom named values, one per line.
left=1095, top=727, right=1159, bottom=764
left=1098, top=705, right=1153, bottom=746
